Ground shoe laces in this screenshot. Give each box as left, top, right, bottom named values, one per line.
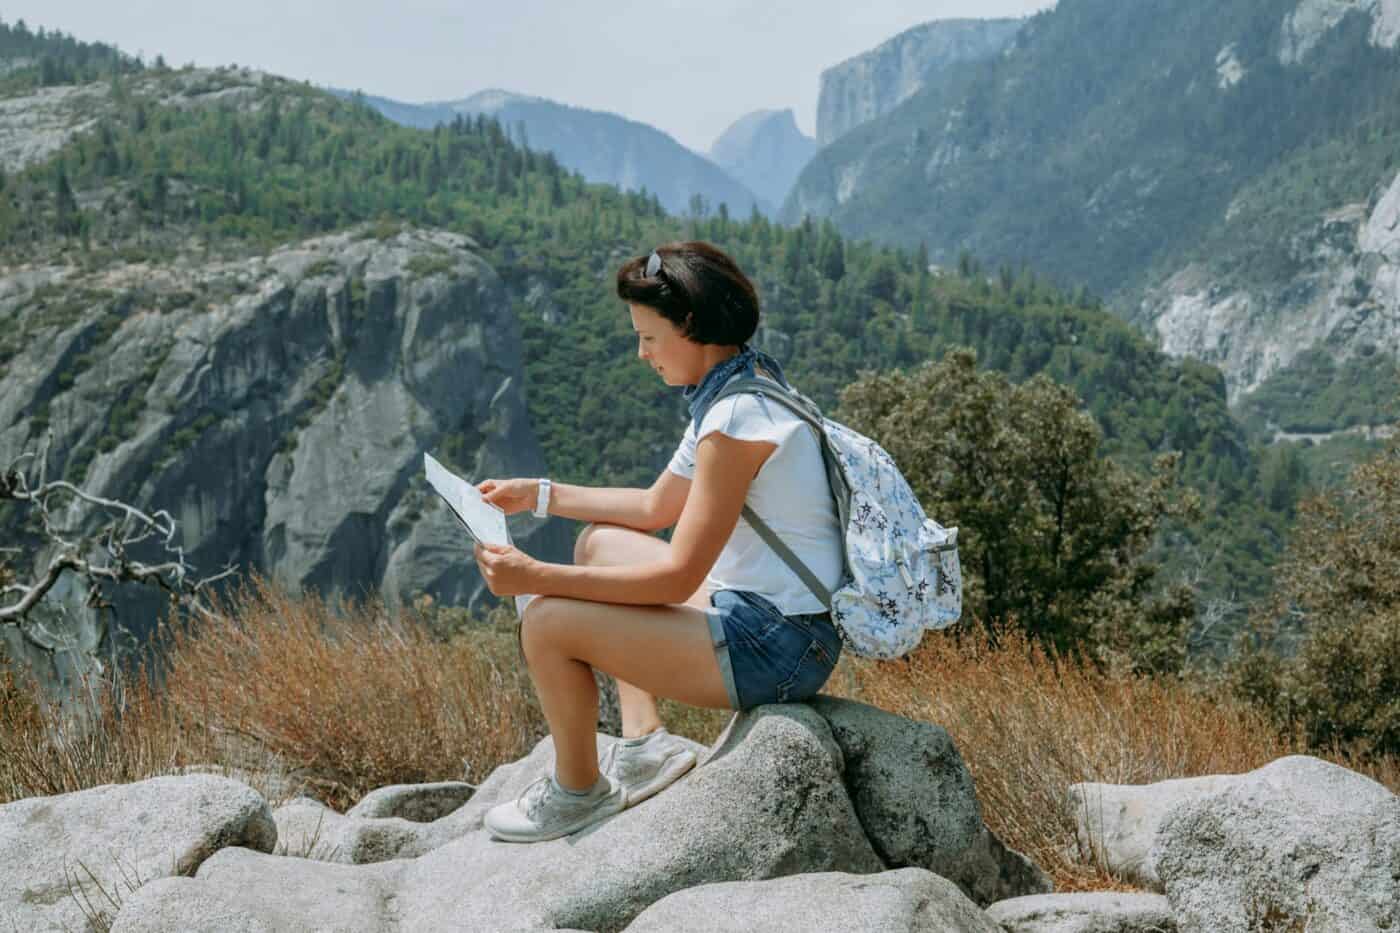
left=518, top=775, right=557, bottom=822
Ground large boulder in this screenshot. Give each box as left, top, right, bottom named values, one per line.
left=809, top=695, right=1053, bottom=905
left=1151, top=755, right=1400, bottom=933
left=0, top=774, right=276, bottom=933
left=986, top=892, right=1177, bottom=932
left=110, top=705, right=884, bottom=931
left=623, top=867, right=1002, bottom=932
left=1068, top=773, right=1240, bottom=889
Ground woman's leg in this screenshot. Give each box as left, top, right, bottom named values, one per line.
left=525, top=525, right=726, bottom=790
left=572, top=523, right=711, bottom=739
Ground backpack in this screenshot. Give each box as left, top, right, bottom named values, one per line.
left=702, top=374, right=962, bottom=660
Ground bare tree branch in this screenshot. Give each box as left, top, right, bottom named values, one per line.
left=0, top=435, right=239, bottom=651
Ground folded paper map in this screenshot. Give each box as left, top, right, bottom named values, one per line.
left=424, top=452, right=536, bottom=617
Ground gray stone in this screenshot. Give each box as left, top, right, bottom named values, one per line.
left=624, top=867, right=1002, bottom=932
left=105, top=704, right=883, bottom=932
left=810, top=695, right=1053, bottom=906
left=346, top=781, right=475, bottom=822
left=1068, top=773, right=1240, bottom=889
left=815, top=19, right=1023, bottom=146
left=0, top=226, right=575, bottom=703
left=1151, top=755, right=1400, bottom=933
left=0, top=775, right=276, bottom=933
left=987, top=892, right=1176, bottom=932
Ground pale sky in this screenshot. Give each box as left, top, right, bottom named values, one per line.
left=7, top=1, right=1054, bottom=152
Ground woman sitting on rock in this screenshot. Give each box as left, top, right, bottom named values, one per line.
left=472, top=240, right=846, bottom=843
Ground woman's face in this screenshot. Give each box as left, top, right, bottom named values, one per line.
left=629, top=303, right=703, bottom=386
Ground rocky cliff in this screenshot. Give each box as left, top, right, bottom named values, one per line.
left=814, top=18, right=1021, bottom=148
left=1143, top=170, right=1400, bottom=406
left=708, top=109, right=816, bottom=214
left=0, top=227, right=572, bottom=695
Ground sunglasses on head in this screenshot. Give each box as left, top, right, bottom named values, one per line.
left=645, top=250, right=662, bottom=278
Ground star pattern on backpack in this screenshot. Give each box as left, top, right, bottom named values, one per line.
left=913, top=577, right=930, bottom=603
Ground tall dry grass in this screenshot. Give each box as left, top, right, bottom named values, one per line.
left=2, top=576, right=545, bottom=811
left=824, top=622, right=1400, bottom=891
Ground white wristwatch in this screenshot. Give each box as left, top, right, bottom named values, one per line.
left=533, top=478, right=552, bottom=518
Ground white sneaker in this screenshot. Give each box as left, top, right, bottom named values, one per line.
left=484, top=773, right=625, bottom=843
left=601, top=728, right=698, bottom=807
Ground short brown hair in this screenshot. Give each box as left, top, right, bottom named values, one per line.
left=615, top=241, right=760, bottom=346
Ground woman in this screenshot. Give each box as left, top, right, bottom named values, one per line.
left=473, top=241, right=845, bottom=843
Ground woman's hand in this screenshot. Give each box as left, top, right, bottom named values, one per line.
left=476, top=477, right=539, bottom=516
left=473, top=542, right=538, bottom=596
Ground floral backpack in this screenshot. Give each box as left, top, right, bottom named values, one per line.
left=702, top=374, right=962, bottom=659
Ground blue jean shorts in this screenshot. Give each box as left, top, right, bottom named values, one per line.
left=704, top=589, right=843, bottom=711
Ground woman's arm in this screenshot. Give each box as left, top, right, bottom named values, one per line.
left=547, top=467, right=693, bottom=532
left=481, top=469, right=682, bottom=537
left=534, top=434, right=775, bottom=605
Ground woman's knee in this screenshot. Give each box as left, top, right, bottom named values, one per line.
left=519, top=596, right=568, bottom=663
left=573, top=522, right=644, bottom=566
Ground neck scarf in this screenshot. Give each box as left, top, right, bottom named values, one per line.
left=683, top=343, right=790, bottom=432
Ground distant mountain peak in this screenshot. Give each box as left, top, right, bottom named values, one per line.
left=709, top=108, right=815, bottom=213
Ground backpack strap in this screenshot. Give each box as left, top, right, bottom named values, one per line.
left=741, top=503, right=833, bottom=608
left=702, top=375, right=845, bottom=611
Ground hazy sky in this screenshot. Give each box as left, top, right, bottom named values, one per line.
left=8, top=1, right=1054, bottom=152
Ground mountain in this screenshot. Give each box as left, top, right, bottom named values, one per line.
left=0, top=39, right=1296, bottom=694
left=815, top=17, right=1023, bottom=147
left=785, top=0, right=1400, bottom=436
left=708, top=109, right=816, bottom=214
left=338, top=87, right=765, bottom=218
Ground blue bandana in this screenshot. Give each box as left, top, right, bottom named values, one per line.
left=683, top=343, right=790, bottom=432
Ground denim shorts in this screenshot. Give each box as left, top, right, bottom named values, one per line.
left=704, top=589, right=843, bottom=711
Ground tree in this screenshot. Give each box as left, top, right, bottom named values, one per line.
left=1228, top=438, right=1400, bottom=758
left=53, top=162, right=80, bottom=236
left=835, top=348, right=1199, bottom=672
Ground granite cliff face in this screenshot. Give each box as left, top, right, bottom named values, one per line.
left=708, top=109, right=816, bottom=215
left=0, top=228, right=571, bottom=693
left=815, top=18, right=1021, bottom=148
left=1143, top=171, right=1400, bottom=404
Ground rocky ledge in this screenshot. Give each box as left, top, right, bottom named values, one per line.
left=2, top=697, right=1395, bottom=932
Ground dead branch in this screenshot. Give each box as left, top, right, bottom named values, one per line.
left=0, top=435, right=239, bottom=655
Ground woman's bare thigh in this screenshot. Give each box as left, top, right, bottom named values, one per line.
left=521, top=596, right=730, bottom=709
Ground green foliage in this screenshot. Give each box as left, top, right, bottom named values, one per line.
left=406, top=251, right=457, bottom=279
left=1237, top=346, right=1400, bottom=438
left=1228, top=439, right=1400, bottom=759
left=836, top=348, right=1200, bottom=672
left=0, top=17, right=142, bottom=95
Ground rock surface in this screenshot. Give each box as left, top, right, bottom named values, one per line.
left=0, top=226, right=572, bottom=700
left=1068, top=773, right=1241, bottom=889
left=816, top=17, right=1022, bottom=147
left=345, top=780, right=475, bottom=822
left=0, top=774, right=276, bottom=933
left=987, top=892, right=1176, bottom=933
left=98, top=699, right=1053, bottom=931
left=1144, top=170, right=1400, bottom=404
left=624, top=868, right=1002, bottom=932
left=708, top=109, right=816, bottom=213
left=1151, top=755, right=1400, bottom=933
left=810, top=695, right=1053, bottom=906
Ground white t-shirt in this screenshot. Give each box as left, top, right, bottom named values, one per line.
left=666, top=374, right=844, bottom=616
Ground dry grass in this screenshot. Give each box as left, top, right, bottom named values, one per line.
left=2, top=575, right=545, bottom=812
left=4, top=585, right=1397, bottom=900
left=821, top=622, right=1400, bottom=892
